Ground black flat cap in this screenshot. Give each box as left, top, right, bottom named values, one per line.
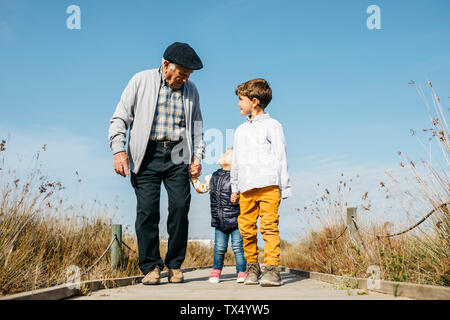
left=163, top=42, right=203, bottom=70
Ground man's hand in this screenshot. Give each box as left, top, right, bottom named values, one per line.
left=231, top=192, right=240, bottom=204
left=190, top=156, right=202, bottom=179
left=113, top=151, right=130, bottom=177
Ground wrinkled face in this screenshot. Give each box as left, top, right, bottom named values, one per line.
left=218, top=148, right=233, bottom=167
left=237, top=95, right=257, bottom=116
left=163, top=61, right=193, bottom=89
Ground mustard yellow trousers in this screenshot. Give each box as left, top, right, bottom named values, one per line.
left=238, top=185, right=281, bottom=266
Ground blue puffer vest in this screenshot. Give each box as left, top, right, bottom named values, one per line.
left=210, top=169, right=240, bottom=232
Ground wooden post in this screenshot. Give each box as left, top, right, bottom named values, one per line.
left=111, top=224, right=122, bottom=270
left=346, top=207, right=364, bottom=249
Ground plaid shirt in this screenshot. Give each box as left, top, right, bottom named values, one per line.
left=149, top=67, right=186, bottom=141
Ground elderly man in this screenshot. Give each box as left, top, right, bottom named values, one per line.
left=108, top=42, right=205, bottom=285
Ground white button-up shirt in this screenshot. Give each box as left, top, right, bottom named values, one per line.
left=230, top=113, right=291, bottom=199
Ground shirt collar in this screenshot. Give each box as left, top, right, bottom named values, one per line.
left=246, top=113, right=270, bottom=123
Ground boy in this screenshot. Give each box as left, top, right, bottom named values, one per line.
left=230, top=78, right=291, bottom=287
left=191, top=147, right=247, bottom=283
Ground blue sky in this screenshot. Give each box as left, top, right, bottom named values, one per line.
left=1, top=0, right=449, bottom=242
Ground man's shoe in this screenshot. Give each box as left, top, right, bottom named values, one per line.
left=168, top=269, right=184, bottom=283
left=259, top=265, right=282, bottom=287
left=244, top=262, right=261, bottom=285
left=142, top=266, right=161, bottom=285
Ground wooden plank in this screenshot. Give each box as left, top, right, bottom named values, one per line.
left=284, top=267, right=450, bottom=300
left=0, top=266, right=213, bottom=300
left=0, top=283, right=79, bottom=300
left=369, top=279, right=450, bottom=300
left=4, top=264, right=448, bottom=300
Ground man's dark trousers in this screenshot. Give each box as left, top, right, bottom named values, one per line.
left=130, top=141, right=191, bottom=275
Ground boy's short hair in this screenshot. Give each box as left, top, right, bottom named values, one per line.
left=235, top=78, right=272, bottom=109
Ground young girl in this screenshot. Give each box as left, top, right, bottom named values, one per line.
left=192, top=147, right=247, bottom=283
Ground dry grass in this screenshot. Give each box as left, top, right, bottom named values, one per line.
left=1, top=81, right=447, bottom=296
left=0, top=141, right=235, bottom=296
left=281, top=81, right=449, bottom=286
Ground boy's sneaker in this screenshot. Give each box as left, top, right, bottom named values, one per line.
left=236, top=272, right=246, bottom=283
left=244, top=262, right=261, bottom=285
left=209, top=268, right=222, bottom=283
left=259, top=265, right=282, bottom=287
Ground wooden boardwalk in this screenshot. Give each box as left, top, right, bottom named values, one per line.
left=71, top=266, right=409, bottom=300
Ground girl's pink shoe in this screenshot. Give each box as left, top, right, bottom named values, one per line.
left=236, top=272, right=246, bottom=283
left=209, top=268, right=222, bottom=283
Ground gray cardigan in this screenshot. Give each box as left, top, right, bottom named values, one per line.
left=108, top=68, right=205, bottom=174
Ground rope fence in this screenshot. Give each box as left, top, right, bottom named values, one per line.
left=83, top=234, right=118, bottom=276
left=356, top=202, right=448, bottom=239
left=121, top=239, right=137, bottom=253
left=75, top=202, right=448, bottom=280
left=325, top=226, right=348, bottom=241
left=80, top=227, right=137, bottom=278
left=301, top=202, right=448, bottom=245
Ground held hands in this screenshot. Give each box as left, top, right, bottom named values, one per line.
left=113, top=152, right=130, bottom=177
left=230, top=192, right=240, bottom=204
left=190, top=156, right=202, bottom=179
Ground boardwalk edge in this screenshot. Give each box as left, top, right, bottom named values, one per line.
left=2, top=265, right=449, bottom=300
left=0, top=265, right=217, bottom=301
left=281, top=266, right=450, bottom=300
